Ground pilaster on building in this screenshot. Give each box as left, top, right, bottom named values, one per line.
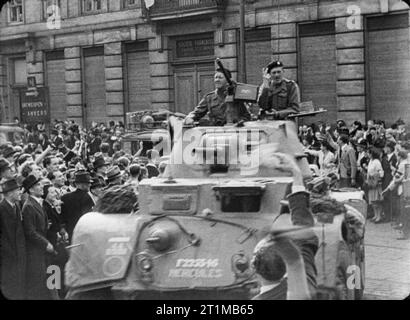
left=149, top=35, right=171, bottom=111
left=105, top=42, right=125, bottom=120
left=335, top=15, right=366, bottom=124
left=65, top=47, right=83, bottom=124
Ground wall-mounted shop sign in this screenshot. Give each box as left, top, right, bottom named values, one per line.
left=21, top=87, right=50, bottom=123
left=176, top=35, right=214, bottom=58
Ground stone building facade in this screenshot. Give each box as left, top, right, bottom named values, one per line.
left=0, top=0, right=409, bottom=127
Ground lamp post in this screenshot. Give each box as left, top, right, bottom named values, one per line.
left=239, top=0, right=246, bottom=83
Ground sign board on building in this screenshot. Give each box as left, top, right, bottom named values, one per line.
left=21, top=87, right=50, bottom=124
left=176, top=36, right=214, bottom=58
left=27, top=76, right=37, bottom=89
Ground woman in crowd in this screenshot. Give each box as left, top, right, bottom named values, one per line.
left=39, top=132, right=50, bottom=151
left=392, top=150, right=410, bottom=239
left=304, top=140, right=336, bottom=176
left=42, top=185, right=69, bottom=270
left=366, top=147, right=385, bottom=223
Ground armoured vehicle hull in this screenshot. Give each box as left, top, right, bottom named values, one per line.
left=65, top=120, right=366, bottom=300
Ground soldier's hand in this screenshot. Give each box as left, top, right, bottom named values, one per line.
left=46, top=242, right=54, bottom=253
left=184, top=117, right=194, bottom=125
left=262, top=68, right=271, bottom=85
left=257, top=236, right=302, bottom=264
left=259, top=148, right=299, bottom=172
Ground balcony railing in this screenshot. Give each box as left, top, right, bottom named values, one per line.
left=142, top=0, right=226, bottom=20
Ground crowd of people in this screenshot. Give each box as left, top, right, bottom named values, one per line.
left=1, top=113, right=410, bottom=300
left=299, top=118, right=410, bottom=240
left=0, top=119, right=166, bottom=300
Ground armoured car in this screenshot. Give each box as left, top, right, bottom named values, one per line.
left=65, top=119, right=366, bottom=300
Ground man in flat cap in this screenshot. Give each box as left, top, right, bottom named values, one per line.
left=258, top=60, right=300, bottom=120
left=184, top=67, right=251, bottom=126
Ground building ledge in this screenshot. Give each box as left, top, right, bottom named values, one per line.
left=142, top=0, right=226, bottom=22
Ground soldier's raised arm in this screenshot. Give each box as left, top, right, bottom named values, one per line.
left=257, top=67, right=273, bottom=111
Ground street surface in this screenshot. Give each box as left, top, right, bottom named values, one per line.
left=364, top=222, right=410, bottom=300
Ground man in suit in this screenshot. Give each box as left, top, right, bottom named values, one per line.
left=0, top=178, right=26, bottom=299
left=251, top=151, right=318, bottom=300
left=50, top=129, right=63, bottom=149
left=337, top=134, right=357, bottom=188
left=88, top=129, right=102, bottom=156
left=21, top=174, right=56, bottom=300
left=382, top=141, right=398, bottom=223
left=92, top=157, right=108, bottom=185
left=61, top=171, right=94, bottom=240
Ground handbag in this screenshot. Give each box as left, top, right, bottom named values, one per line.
left=366, top=175, right=380, bottom=188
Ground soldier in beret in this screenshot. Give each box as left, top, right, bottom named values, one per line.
left=258, top=60, right=300, bottom=120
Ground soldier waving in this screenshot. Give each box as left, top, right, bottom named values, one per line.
left=258, top=60, right=301, bottom=120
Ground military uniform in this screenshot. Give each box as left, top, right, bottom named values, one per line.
left=187, top=88, right=251, bottom=126
left=258, top=78, right=300, bottom=120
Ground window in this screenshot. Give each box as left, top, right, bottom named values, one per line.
left=43, top=0, right=61, bottom=20
left=82, top=0, right=102, bottom=13
left=214, top=185, right=265, bottom=213
left=13, top=59, right=27, bottom=84
left=8, top=0, right=24, bottom=23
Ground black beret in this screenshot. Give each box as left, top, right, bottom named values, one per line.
left=266, top=60, right=284, bottom=73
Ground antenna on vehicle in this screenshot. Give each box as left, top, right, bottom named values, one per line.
left=276, top=0, right=281, bottom=60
